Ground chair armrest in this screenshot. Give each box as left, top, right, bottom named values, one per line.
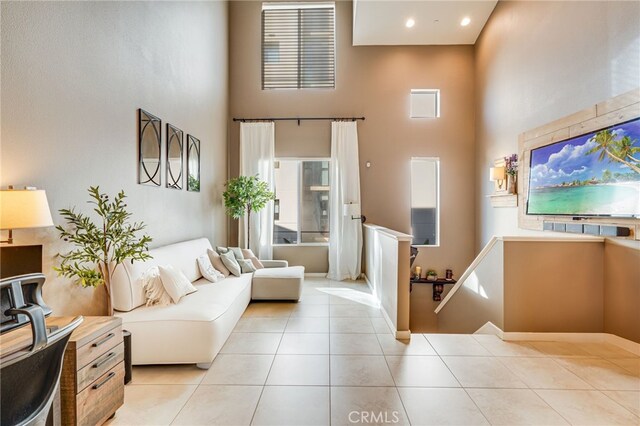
left=261, top=260, right=289, bottom=268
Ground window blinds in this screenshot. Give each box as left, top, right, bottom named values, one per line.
left=262, top=3, right=335, bottom=89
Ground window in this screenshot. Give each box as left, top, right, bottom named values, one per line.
left=274, top=159, right=330, bottom=244
left=410, top=89, right=440, bottom=118
left=410, top=158, right=440, bottom=246
left=262, top=2, right=336, bottom=89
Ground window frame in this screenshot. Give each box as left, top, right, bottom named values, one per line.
left=261, top=2, right=336, bottom=90
left=273, top=157, right=331, bottom=247
left=410, top=157, right=441, bottom=247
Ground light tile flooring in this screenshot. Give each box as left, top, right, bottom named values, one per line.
left=107, top=278, right=640, bottom=425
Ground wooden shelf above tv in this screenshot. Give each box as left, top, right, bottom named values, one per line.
left=488, top=193, right=518, bottom=208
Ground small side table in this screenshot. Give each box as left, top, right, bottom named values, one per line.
left=60, top=316, right=124, bottom=426
left=410, top=278, right=457, bottom=301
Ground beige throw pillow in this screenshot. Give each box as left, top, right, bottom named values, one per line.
left=207, top=249, right=230, bottom=277
left=241, top=249, right=265, bottom=269
left=141, top=267, right=172, bottom=307
left=158, top=265, right=198, bottom=304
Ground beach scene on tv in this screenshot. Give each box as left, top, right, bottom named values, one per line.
left=527, top=117, right=640, bottom=217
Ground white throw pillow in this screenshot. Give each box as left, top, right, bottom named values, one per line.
left=141, top=267, right=172, bottom=307
left=158, top=265, right=198, bottom=304
left=197, top=254, right=225, bottom=283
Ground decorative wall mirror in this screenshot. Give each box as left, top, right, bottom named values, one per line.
left=166, top=124, right=184, bottom=190
left=410, top=157, right=440, bottom=246
left=138, top=109, right=162, bottom=186
left=187, top=135, right=201, bottom=192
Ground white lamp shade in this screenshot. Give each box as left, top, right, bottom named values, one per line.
left=0, top=189, right=54, bottom=230
left=489, top=166, right=505, bottom=182
left=343, top=202, right=361, bottom=217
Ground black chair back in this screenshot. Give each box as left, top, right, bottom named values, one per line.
left=1, top=316, right=82, bottom=426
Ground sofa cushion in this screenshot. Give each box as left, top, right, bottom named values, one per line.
left=252, top=266, right=305, bottom=301
left=220, top=250, right=242, bottom=277
left=253, top=266, right=305, bottom=280
left=112, top=238, right=213, bottom=312
left=141, top=267, right=172, bottom=307
left=159, top=265, right=198, bottom=304
left=237, top=259, right=257, bottom=273
left=241, top=249, right=265, bottom=269
left=117, top=273, right=252, bottom=323
left=197, top=254, right=225, bottom=283
left=207, top=249, right=231, bottom=277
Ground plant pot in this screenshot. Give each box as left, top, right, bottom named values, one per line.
left=427, top=275, right=437, bottom=281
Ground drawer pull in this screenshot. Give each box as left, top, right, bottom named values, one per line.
left=93, top=351, right=116, bottom=369
left=92, top=371, right=116, bottom=390
left=92, top=332, right=115, bottom=348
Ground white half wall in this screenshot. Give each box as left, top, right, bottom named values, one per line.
left=0, top=1, right=229, bottom=315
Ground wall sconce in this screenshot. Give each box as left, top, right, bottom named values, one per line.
left=489, top=166, right=506, bottom=191
left=0, top=186, right=54, bottom=244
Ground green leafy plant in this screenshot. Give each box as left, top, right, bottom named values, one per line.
left=55, top=186, right=152, bottom=315
left=426, top=269, right=438, bottom=278
left=587, top=129, right=640, bottom=173
left=223, top=175, right=275, bottom=249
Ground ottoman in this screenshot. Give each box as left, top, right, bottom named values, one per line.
left=252, top=266, right=305, bottom=301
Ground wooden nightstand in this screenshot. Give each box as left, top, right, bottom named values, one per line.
left=60, top=316, right=125, bottom=426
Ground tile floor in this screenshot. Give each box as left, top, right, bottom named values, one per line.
left=107, top=278, right=640, bottom=425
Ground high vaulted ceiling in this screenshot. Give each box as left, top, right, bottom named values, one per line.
left=353, top=0, right=498, bottom=46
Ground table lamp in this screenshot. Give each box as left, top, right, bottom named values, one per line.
left=0, top=187, right=54, bottom=244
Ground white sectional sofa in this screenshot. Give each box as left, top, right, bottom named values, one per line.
left=111, top=238, right=303, bottom=368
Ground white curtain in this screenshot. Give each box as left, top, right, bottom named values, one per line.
left=327, top=121, right=363, bottom=281
left=240, top=122, right=275, bottom=260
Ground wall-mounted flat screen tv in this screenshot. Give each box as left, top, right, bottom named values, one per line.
left=527, top=116, right=640, bottom=218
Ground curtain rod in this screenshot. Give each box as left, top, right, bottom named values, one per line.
left=232, top=116, right=365, bottom=125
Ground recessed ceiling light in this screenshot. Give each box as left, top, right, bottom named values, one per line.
left=460, top=17, right=471, bottom=26
left=405, top=18, right=415, bottom=28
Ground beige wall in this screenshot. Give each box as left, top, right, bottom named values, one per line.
left=228, top=1, right=476, bottom=275
left=503, top=241, right=604, bottom=333
left=475, top=1, right=640, bottom=248
left=603, top=239, right=640, bottom=343
left=0, top=1, right=229, bottom=315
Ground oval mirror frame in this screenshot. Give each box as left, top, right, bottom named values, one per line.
left=138, top=109, right=162, bottom=187
left=166, top=124, right=184, bottom=190
left=187, top=135, right=201, bottom=192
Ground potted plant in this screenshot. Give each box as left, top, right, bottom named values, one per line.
left=426, top=269, right=438, bottom=281
left=55, top=186, right=152, bottom=315
left=504, top=153, right=518, bottom=194
left=223, top=175, right=275, bottom=250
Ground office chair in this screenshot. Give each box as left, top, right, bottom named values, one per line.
left=1, top=313, right=83, bottom=426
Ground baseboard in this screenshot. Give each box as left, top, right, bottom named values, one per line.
left=603, top=334, right=640, bottom=356
left=502, top=331, right=640, bottom=356
left=363, top=274, right=374, bottom=292
left=304, top=273, right=327, bottom=277
left=474, top=321, right=504, bottom=338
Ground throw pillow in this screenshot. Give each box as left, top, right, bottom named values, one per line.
left=207, top=249, right=230, bottom=277
left=197, top=254, right=225, bottom=283
left=228, top=247, right=245, bottom=260
left=141, top=267, right=172, bottom=307
left=241, top=249, right=265, bottom=269
left=237, top=259, right=257, bottom=273
left=158, top=265, right=198, bottom=304
left=220, top=250, right=242, bottom=277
